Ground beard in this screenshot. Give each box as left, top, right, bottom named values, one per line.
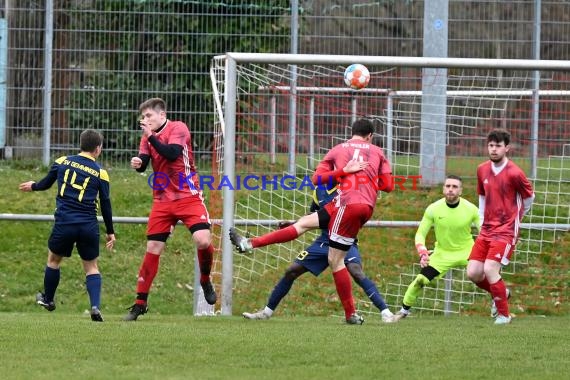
left=489, top=154, right=503, bottom=163
left=445, top=195, right=459, bottom=204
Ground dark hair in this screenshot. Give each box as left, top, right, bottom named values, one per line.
left=446, top=174, right=462, bottom=183
left=139, top=97, right=166, bottom=113
left=487, top=128, right=511, bottom=146
left=80, top=129, right=103, bottom=152
left=351, top=119, right=374, bottom=137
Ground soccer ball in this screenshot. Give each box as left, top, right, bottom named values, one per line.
left=344, top=64, right=370, bottom=90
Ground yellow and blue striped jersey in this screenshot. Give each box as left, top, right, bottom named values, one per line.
left=32, top=153, right=114, bottom=234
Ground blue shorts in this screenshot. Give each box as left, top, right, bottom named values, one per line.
left=294, top=238, right=362, bottom=276
left=48, top=222, right=100, bottom=261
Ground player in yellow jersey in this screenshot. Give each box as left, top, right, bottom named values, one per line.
left=393, top=175, right=480, bottom=321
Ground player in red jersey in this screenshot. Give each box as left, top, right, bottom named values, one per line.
left=466, top=129, right=534, bottom=325
left=124, top=98, right=216, bottom=321
left=230, top=119, right=394, bottom=324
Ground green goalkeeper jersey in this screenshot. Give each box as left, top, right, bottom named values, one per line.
left=415, top=197, right=480, bottom=254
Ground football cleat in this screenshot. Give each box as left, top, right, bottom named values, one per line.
left=123, top=303, right=148, bottom=321
left=381, top=308, right=396, bottom=323
left=242, top=309, right=271, bottom=320
left=392, top=310, right=409, bottom=322
left=201, top=281, right=217, bottom=305
left=490, top=288, right=511, bottom=318
left=346, top=313, right=364, bottom=325
left=494, top=314, right=512, bottom=325
left=229, top=227, right=253, bottom=253
left=90, top=307, right=104, bottom=322
left=36, top=292, right=56, bottom=312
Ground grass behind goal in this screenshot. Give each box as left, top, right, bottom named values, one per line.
left=1, top=312, right=569, bottom=380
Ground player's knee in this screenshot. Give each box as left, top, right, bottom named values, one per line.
left=284, top=264, right=305, bottom=280
left=192, top=229, right=212, bottom=249
left=466, top=266, right=483, bottom=282
left=347, top=263, right=365, bottom=282
left=413, top=274, right=431, bottom=288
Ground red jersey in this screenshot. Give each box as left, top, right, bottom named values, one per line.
left=315, top=138, right=391, bottom=207
left=139, top=120, right=199, bottom=202
left=477, top=160, right=534, bottom=244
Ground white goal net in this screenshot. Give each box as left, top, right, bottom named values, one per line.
left=209, top=54, right=570, bottom=317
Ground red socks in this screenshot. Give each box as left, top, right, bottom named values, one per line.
left=251, top=225, right=299, bottom=248
left=198, top=244, right=214, bottom=284
left=490, top=279, right=510, bottom=317
left=333, top=267, right=355, bottom=319
left=135, top=252, right=160, bottom=301
left=476, top=277, right=492, bottom=292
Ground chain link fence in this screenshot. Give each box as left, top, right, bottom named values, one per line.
left=1, top=1, right=570, bottom=169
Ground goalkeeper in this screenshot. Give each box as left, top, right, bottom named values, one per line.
left=242, top=185, right=395, bottom=323
left=393, top=175, right=480, bottom=321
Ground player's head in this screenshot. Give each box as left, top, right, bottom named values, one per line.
left=139, top=97, right=167, bottom=131
left=487, top=129, right=511, bottom=163
left=442, top=174, right=462, bottom=204
left=351, top=119, right=374, bottom=141
left=80, top=129, right=103, bottom=157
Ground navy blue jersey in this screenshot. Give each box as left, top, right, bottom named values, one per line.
left=310, top=185, right=338, bottom=213
left=293, top=185, right=362, bottom=275
left=294, top=238, right=362, bottom=276
left=32, top=153, right=114, bottom=234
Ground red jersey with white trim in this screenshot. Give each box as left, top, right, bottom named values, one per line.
left=477, top=160, right=534, bottom=244
left=317, top=138, right=391, bottom=207
left=139, top=120, right=199, bottom=202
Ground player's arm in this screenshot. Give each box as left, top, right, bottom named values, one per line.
left=98, top=170, right=115, bottom=234
left=377, top=173, right=394, bottom=193
left=131, top=136, right=151, bottom=172
left=98, top=170, right=116, bottom=249
left=414, top=207, right=433, bottom=267
left=311, top=159, right=343, bottom=186
left=131, top=154, right=150, bottom=173
left=377, top=158, right=394, bottom=193
left=147, top=135, right=182, bottom=161
left=472, top=205, right=481, bottom=233
left=476, top=168, right=486, bottom=227
left=311, top=159, right=367, bottom=185
left=478, top=195, right=485, bottom=227
left=19, top=159, right=60, bottom=192
left=517, top=172, right=535, bottom=218
left=522, top=194, right=535, bottom=217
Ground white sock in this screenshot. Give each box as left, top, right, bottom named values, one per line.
left=263, top=306, right=274, bottom=316
left=381, top=308, right=394, bottom=317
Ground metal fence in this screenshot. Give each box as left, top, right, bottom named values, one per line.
left=2, top=1, right=570, bottom=169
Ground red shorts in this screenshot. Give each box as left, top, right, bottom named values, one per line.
left=323, top=202, right=373, bottom=247
left=147, top=196, right=211, bottom=236
left=469, top=237, right=515, bottom=266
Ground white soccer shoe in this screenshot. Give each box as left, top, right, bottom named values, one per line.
left=494, top=314, right=512, bottom=325
left=242, top=309, right=271, bottom=320
left=229, top=227, right=253, bottom=254
left=392, top=309, right=410, bottom=322
left=381, top=309, right=396, bottom=323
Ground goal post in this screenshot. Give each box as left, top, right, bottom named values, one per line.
left=211, top=53, right=570, bottom=317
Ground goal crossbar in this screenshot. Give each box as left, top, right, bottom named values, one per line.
left=221, top=53, right=570, bottom=71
